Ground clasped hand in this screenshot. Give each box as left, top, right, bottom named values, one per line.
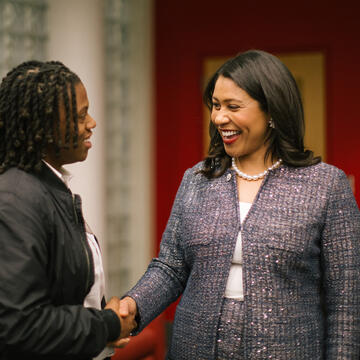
left=105, top=296, right=138, bottom=348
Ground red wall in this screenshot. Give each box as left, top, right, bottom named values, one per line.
left=154, top=0, right=360, bottom=318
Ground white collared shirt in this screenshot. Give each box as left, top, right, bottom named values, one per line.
left=42, top=161, right=113, bottom=359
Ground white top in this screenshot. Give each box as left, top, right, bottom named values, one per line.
left=83, top=232, right=106, bottom=309
left=43, top=161, right=114, bottom=359
left=84, top=232, right=114, bottom=360
left=224, top=201, right=252, bottom=300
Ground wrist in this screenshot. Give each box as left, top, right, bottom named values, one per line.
left=101, top=309, right=121, bottom=342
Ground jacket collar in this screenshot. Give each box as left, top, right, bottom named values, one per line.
left=33, top=162, right=72, bottom=195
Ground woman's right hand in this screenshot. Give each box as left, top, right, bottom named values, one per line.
left=105, top=296, right=137, bottom=346
left=119, top=296, right=138, bottom=337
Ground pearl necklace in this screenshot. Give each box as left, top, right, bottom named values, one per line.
left=232, top=157, right=282, bottom=181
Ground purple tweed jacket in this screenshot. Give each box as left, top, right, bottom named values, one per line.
left=127, top=161, right=360, bottom=359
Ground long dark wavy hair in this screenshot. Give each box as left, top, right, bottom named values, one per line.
left=201, top=49, right=321, bottom=179
left=0, top=60, right=81, bottom=174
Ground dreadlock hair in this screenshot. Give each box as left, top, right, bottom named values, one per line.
left=0, top=60, right=81, bottom=174
left=201, top=49, right=321, bottom=179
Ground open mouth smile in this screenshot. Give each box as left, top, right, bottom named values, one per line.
left=83, top=135, right=92, bottom=148
left=220, top=129, right=242, bottom=144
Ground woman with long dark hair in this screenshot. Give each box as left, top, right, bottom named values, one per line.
left=121, top=50, right=360, bottom=359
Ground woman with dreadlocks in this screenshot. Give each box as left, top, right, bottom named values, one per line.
left=0, top=61, right=136, bottom=360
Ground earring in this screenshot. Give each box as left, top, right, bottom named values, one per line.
left=269, top=118, right=275, bottom=129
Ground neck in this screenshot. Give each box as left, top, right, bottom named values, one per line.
left=43, top=155, right=62, bottom=172
left=234, top=154, right=276, bottom=175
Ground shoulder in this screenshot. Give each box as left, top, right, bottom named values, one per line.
left=281, top=162, right=347, bottom=186
left=276, top=162, right=354, bottom=207
left=184, top=161, right=205, bottom=177
left=181, top=161, right=214, bottom=185
left=0, top=167, right=50, bottom=209
left=178, top=160, right=231, bottom=195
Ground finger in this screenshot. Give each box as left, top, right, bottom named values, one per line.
left=112, top=337, right=131, bottom=348
left=105, top=296, right=119, bottom=310
left=119, top=300, right=130, bottom=317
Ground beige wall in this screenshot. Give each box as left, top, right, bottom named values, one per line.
left=47, top=0, right=106, bottom=246
left=46, top=0, right=154, bottom=291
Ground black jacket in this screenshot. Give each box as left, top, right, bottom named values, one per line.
left=0, top=165, right=120, bottom=359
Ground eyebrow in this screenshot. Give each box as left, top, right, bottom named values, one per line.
left=212, top=96, right=244, bottom=104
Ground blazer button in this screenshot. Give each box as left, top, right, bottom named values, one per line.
left=226, top=173, right=232, bottom=181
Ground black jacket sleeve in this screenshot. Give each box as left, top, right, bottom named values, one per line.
left=0, top=190, right=120, bottom=357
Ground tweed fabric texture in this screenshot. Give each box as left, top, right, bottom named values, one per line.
left=127, top=162, right=360, bottom=359
left=216, top=298, right=245, bottom=359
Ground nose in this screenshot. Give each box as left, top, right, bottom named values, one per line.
left=86, top=114, right=96, bottom=130
left=212, top=109, right=230, bottom=126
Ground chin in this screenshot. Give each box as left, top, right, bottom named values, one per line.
left=224, top=148, right=242, bottom=158
left=77, top=150, right=89, bottom=162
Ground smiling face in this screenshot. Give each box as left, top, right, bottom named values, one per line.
left=211, top=76, right=270, bottom=162
left=44, top=81, right=96, bottom=170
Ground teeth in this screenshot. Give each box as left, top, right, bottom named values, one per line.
left=221, top=130, right=240, bottom=137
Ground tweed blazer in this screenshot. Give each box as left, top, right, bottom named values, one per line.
left=127, top=161, right=360, bottom=359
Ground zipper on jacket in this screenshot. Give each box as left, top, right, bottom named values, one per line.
left=72, top=194, right=91, bottom=294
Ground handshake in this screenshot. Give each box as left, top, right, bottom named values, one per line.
left=105, top=296, right=138, bottom=348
